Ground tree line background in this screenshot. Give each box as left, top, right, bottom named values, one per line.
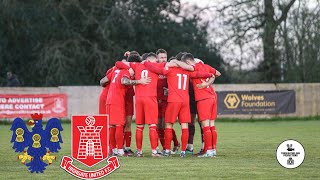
left=0, top=0, right=319, bottom=86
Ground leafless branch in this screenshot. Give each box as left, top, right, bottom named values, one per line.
left=276, top=0, right=296, bottom=25
left=217, top=0, right=256, bottom=12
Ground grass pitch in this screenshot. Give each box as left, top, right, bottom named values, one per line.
left=0, top=120, right=320, bottom=179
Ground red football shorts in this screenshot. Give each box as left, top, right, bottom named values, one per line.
left=197, top=97, right=217, bottom=121
left=158, top=100, right=167, bottom=118
left=106, top=104, right=126, bottom=126
left=135, top=96, right=158, bottom=125
left=165, top=102, right=191, bottom=124
left=125, top=96, right=134, bottom=116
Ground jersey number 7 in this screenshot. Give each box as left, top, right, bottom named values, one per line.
left=112, top=70, right=120, bottom=83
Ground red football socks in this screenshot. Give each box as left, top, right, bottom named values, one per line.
left=149, top=126, right=158, bottom=150
left=115, top=125, right=124, bottom=150
left=211, top=126, right=218, bottom=149
left=203, top=126, right=213, bottom=150
left=164, top=128, right=173, bottom=151
left=109, top=127, right=116, bottom=151
left=181, top=128, right=189, bottom=151
left=124, top=131, right=132, bottom=148
left=136, top=126, right=144, bottom=152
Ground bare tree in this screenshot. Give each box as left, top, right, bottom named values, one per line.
left=278, top=0, right=320, bottom=82
left=211, top=0, right=297, bottom=82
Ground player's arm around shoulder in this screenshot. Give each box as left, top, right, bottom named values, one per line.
left=100, top=67, right=115, bottom=87
left=115, top=61, right=131, bottom=70
left=100, top=76, right=109, bottom=87
left=121, top=76, right=151, bottom=86
left=196, top=64, right=221, bottom=89
left=169, top=60, right=194, bottom=71
left=190, top=69, right=214, bottom=79
left=100, top=70, right=114, bottom=87
left=144, top=61, right=167, bottom=75
left=204, top=64, right=221, bottom=77
left=215, top=70, right=221, bottom=77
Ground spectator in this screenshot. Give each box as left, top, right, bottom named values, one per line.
left=6, top=71, right=21, bottom=87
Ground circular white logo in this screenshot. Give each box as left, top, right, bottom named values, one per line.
left=276, top=139, right=305, bottom=169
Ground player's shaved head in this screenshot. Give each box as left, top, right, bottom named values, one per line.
left=127, top=54, right=141, bottom=62
left=181, top=53, right=194, bottom=62
left=182, top=53, right=196, bottom=65
left=147, top=52, right=157, bottom=58
left=146, top=52, right=158, bottom=63
left=141, top=53, right=149, bottom=61
left=130, top=51, right=140, bottom=56
left=176, top=52, right=187, bottom=61
left=156, top=49, right=167, bottom=55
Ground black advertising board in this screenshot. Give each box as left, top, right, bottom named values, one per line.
left=217, top=90, right=296, bottom=114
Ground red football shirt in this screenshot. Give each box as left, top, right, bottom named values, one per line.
left=114, top=62, right=135, bottom=99
left=192, top=63, right=217, bottom=101
left=106, top=68, right=130, bottom=105
left=145, top=64, right=213, bottom=103
left=129, top=62, right=162, bottom=97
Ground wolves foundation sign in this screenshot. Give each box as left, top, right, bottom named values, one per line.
left=217, top=90, right=295, bottom=114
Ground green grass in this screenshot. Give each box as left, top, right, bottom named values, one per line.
left=1, top=116, right=320, bottom=124
left=1, top=120, right=320, bottom=179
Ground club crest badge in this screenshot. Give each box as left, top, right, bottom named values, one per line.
left=10, top=113, right=63, bottom=173
left=60, top=115, right=120, bottom=179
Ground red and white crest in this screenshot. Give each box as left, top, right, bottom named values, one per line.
left=72, top=115, right=109, bottom=167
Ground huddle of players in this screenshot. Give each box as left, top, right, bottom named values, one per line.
left=99, top=49, right=221, bottom=158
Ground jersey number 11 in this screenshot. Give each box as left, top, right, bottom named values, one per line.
left=177, top=74, right=187, bottom=90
